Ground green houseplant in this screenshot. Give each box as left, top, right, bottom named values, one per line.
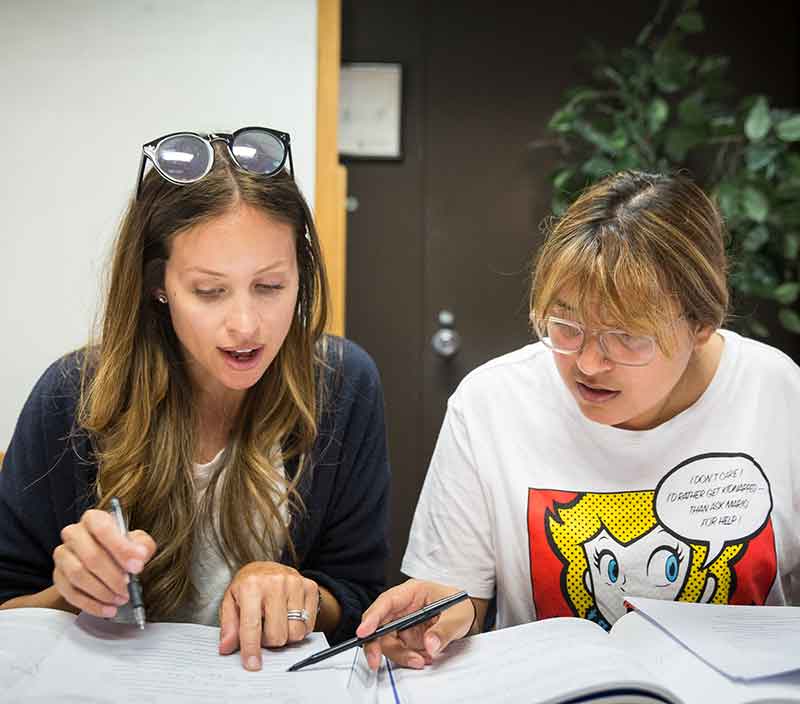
left=541, top=0, right=800, bottom=338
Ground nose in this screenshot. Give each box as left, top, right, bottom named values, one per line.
left=224, top=293, right=260, bottom=339
left=575, top=333, right=614, bottom=376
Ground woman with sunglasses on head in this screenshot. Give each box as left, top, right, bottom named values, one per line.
left=356, top=170, right=800, bottom=671
left=0, top=128, right=390, bottom=671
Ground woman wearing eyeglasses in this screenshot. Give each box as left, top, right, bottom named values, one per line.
left=356, top=170, right=800, bottom=671
left=0, top=128, right=390, bottom=671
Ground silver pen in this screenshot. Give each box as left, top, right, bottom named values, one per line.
left=109, top=497, right=146, bottom=629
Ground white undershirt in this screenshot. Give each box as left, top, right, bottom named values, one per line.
left=116, top=449, right=289, bottom=627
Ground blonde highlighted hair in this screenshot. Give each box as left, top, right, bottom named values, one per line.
left=77, top=144, right=329, bottom=618
left=531, top=171, right=729, bottom=354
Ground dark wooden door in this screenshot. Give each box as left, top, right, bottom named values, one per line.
left=342, top=1, right=800, bottom=587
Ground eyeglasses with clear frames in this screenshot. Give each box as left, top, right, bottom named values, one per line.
left=535, top=315, right=657, bottom=367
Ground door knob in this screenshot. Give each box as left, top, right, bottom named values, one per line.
left=431, top=310, right=461, bottom=358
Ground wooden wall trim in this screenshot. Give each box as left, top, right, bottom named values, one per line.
left=316, top=0, right=347, bottom=336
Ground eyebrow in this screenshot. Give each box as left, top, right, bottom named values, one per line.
left=553, top=299, right=577, bottom=312
left=185, top=263, right=289, bottom=277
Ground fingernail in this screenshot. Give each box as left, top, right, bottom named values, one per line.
left=408, top=654, right=424, bottom=669
left=247, top=656, right=261, bottom=671
left=126, top=559, right=144, bottom=573
left=134, top=544, right=148, bottom=559
left=113, top=594, right=128, bottom=605
left=427, top=635, right=441, bottom=656
left=102, top=606, right=117, bottom=618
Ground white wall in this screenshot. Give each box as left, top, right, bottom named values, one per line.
left=0, top=0, right=318, bottom=448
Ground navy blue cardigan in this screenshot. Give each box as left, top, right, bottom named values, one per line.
left=0, top=337, right=390, bottom=644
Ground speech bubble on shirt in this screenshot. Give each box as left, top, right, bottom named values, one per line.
left=654, top=453, right=772, bottom=569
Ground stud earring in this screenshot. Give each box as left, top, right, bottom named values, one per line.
left=157, top=294, right=168, bottom=304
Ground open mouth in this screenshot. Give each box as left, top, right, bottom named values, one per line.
left=224, top=348, right=259, bottom=361
left=219, top=346, right=264, bottom=369
left=576, top=381, right=620, bottom=403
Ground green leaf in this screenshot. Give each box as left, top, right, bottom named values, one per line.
left=745, top=143, right=781, bottom=172
left=548, top=107, right=577, bottom=133
left=742, top=187, right=769, bottom=222
left=742, top=224, right=770, bottom=252
left=776, top=115, right=800, bottom=142
left=778, top=308, right=800, bottom=334
left=553, top=167, right=575, bottom=191
left=744, top=96, right=771, bottom=141
left=748, top=319, right=770, bottom=337
left=599, top=66, right=626, bottom=88
left=786, top=154, right=800, bottom=178
left=574, top=121, right=628, bottom=153
left=774, top=282, right=800, bottom=305
left=653, top=47, right=695, bottom=93
left=616, top=149, right=644, bottom=172
left=676, top=11, right=704, bottom=33
left=677, top=93, right=706, bottom=126
left=664, top=126, right=704, bottom=162
left=581, top=155, right=616, bottom=179
left=784, top=233, right=800, bottom=260
left=636, top=21, right=655, bottom=46
left=553, top=195, right=570, bottom=216
left=716, top=183, right=739, bottom=220
left=647, top=98, right=669, bottom=133
left=698, top=55, right=729, bottom=77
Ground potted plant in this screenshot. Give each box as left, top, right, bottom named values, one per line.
left=539, top=0, right=800, bottom=339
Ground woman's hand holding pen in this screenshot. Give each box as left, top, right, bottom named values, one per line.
left=356, top=579, right=479, bottom=671
left=218, top=561, right=321, bottom=671
left=53, top=509, right=156, bottom=619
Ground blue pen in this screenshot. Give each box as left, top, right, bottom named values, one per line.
left=109, top=497, right=146, bottom=630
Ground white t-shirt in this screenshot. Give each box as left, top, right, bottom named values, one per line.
left=402, top=330, right=800, bottom=631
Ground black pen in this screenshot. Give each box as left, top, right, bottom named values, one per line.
left=287, top=590, right=470, bottom=672
left=109, top=497, right=146, bottom=630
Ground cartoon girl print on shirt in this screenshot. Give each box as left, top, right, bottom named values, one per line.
left=528, top=484, right=776, bottom=630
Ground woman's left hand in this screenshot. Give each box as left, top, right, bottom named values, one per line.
left=218, top=561, right=319, bottom=670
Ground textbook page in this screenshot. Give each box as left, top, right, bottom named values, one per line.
left=609, top=610, right=800, bottom=704
left=6, top=612, right=367, bottom=704
left=386, top=616, right=678, bottom=704
left=0, top=608, right=76, bottom=691
left=626, top=597, right=800, bottom=680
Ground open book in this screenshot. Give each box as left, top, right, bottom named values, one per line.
left=4, top=602, right=800, bottom=704
left=386, top=599, right=800, bottom=704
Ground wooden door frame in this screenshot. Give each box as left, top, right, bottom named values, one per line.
left=316, top=0, right=347, bottom=336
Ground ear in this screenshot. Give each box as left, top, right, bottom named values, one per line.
left=692, top=324, right=716, bottom=350
left=584, top=568, right=594, bottom=596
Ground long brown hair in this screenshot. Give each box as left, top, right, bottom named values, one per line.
left=531, top=171, right=729, bottom=353
left=77, top=144, right=329, bottom=617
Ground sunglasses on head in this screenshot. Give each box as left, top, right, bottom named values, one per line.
left=135, top=126, right=294, bottom=199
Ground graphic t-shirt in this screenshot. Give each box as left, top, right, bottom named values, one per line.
left=401, top=330, right=800, bottom=630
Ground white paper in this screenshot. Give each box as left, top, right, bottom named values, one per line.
left=0, top=608, right=77, bottom=691
left=386, top=617, right=675, bottom=704
left=6, top=613, right=361, bottom=704
left=627, top=597, right=800, bottom=680
left=611, top=609, right=800, bottom=704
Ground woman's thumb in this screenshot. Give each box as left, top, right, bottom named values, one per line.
left=422, top=602, right=474, bottom=657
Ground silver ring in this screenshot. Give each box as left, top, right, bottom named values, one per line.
left=287, top=609, right=310, bottom=623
